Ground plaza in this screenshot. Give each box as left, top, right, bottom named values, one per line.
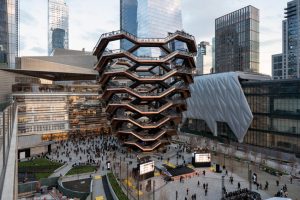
left=16, top=133, right=299, bottom=200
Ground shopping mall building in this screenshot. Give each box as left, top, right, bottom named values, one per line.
left=182, top=72, right=300, bottom=158
left=0, top=49, right=110, bottom=159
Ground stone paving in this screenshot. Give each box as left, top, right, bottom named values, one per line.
left=45, top=135, right=300, bottom=200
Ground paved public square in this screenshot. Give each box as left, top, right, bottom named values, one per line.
left=44, top=135, right=300, bottom=200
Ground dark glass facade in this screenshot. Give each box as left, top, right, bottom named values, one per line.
left=182, top=79, right=300, bottom=156
left=215, top=5, right=259, bottom=73
left=272, top=54, right=283, bottom=79
left=120, top=0, right=137, bottom=50
left=0, top=0, right=18, bottom=68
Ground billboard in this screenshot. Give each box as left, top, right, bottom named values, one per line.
left=194, top=153, right=211, bottom=163
left=139, top=161, right=155, bottom=175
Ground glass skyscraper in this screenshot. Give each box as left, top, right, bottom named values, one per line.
left=0, top=0, right=19, bottom=69
left=48, top=0, right=69, bottom=55
left=120, top=0, right=183, bottom=56
left=215, top=5, right=259, bottom=73
left=120, top=0, right=137, bottom=50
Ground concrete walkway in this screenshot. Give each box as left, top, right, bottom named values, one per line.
left=92, top=175, right=106, bottom=200
left=92, top=171, right=114, bottom=200
left=49, top=162, right=74, bottom=177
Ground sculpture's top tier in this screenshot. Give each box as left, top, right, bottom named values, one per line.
left=93, top=30, right=197, bottom=58
left=94, top=30, right=197, bottom=151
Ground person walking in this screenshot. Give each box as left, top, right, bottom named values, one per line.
left=197, top=180, right=200, bottom=187
left=265, top=181, right=269, bottom=190
left=205, top=188, right=208, bottom=196
left=186, top=188, right=189, bottom=195
left=276, top=180, right=279, bottom=187
left=238, top=182, right=241, bottom=190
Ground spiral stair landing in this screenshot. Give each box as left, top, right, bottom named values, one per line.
left=93, top=30, right=197, bottom=151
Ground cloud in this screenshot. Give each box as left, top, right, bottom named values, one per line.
left=19, top=0, right=288, bottom=76
left=30, top=47, right=46, bottom=54
left=20, top=9, right=36, bottom=25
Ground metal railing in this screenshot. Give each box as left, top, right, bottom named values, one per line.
left=0, top=100, right=17, bottom=199
left=93, top=29, right=195, bottom=53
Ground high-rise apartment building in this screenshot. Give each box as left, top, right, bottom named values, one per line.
left=120, top=0, right=137, bottom=50
left=48, top=0, right=69, bottom=55
left=274, top=1, right=300, bottom=79
left=215, top=5, right=259, bottom=73
left=196, top=41, right=212, bottom=75
left=0, top=0, right=19, bottom=68
left=272, top=54, right=283, bottom=79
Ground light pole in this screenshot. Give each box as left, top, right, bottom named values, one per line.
left=222, top=175, right=225, bottom=198
left=127, top=163, right=129, bottom=199
left=120, top=156, right=122, bottom=182
left=153, top=180, right=155, bottom=200
left=137, top=172, right=140, bottom=200
left=246, top=161, right=252, bottom=191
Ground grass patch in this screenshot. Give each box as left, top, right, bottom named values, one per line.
left=18, top=158, right=63, bottom=180
left=107, top=172, right=129, bottom=200
left=66, top=165, right=97, bottom=175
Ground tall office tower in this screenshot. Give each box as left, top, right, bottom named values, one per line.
left=0, top=0, right=19, bottom=68
left=137, top=0, right=183, bottom=56
left=120, top=0, right=137, bottom=50
left=282, top=0, right=300, bottom=79
left=215, top=6, right=259, bottom=73
left=48, top=0, right=69, bottom=55
left=196, top=42, right=212, bottom=75
left=212, top=37, right=215, bottom=73
left=272, top=54, right=283, bottom=79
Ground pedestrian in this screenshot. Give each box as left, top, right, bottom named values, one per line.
left=186, top=188, right=189, bottom=195
left=238, top=182, right=241, bottom=190
left=290, top=176, right=293, bottom=184
left=203, top=170, right=206, bottom=176
left=197, top=180, right=200, bottom=187
left=276, top=180, right=279, bottom=187
left=265, top=181, right=269, bottom=190
left=205, top=188, right=208, bottom=196
left=206, top=183, right=208, bottom=189
left=225, top=170, right=228, bottom=176
left=203, top=183, right=205, bottom=189
left=256, top=182, right=259, bottom=190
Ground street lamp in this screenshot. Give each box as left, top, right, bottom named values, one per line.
left=127, top=163, right=129, bottom=199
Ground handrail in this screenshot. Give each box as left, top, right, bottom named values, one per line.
left=93, top=30, right=195, bottom=53
left=102, top=49, right=194, bottom=60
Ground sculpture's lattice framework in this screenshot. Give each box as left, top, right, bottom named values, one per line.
left=93, top=30, right=197, bottom=151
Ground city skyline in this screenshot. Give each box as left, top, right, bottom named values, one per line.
left=20, top=0, right=287, bottom=75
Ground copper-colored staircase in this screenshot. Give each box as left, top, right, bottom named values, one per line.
left=93, top=30, right=197, bottom=151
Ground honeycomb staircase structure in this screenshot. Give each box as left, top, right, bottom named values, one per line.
left=93, top=30, right=197, bottom=151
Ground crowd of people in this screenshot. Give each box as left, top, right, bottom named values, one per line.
left=47, top=134, right=120, bottom=167
left=223, top=188, right=262, bottom=200
left=275, top=184, right=289, bottom=198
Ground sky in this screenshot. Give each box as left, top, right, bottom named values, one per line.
left=20, top=0, right=288, bottom=75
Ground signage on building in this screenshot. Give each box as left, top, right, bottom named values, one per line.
left=194, top=153, right=211, bottom=163
left=139, top=161, right=155, bottom=175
